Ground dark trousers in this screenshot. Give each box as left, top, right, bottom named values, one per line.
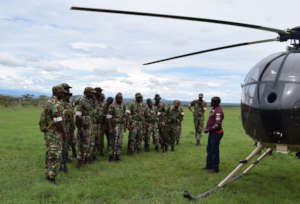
left=206, top=131, right=223, bottom=172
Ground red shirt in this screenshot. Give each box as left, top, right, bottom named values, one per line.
left=206, top=106, right=224, bottom=132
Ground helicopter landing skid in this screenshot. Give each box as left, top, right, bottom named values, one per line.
left=184, top=143, right=273, bottom=200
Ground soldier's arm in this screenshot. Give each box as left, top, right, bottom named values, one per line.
left=188, top=101, right=194, bottom=112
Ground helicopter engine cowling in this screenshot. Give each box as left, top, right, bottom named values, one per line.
left=241, top=50, right=300, bottom=148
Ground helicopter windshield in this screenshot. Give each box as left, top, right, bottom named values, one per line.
left=244, top=52, right=284, bottom=84
left=279, top=52, right=300, bottom=82
left=261, top=55, right=286, bottom=81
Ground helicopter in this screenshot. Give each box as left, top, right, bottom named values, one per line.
left=71, top=6, right=300, bottom=200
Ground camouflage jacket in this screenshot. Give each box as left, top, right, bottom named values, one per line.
left=128, top=101, right=147, bottom=122
left=93, top=101, right=105, bottom=124
left=62, top=101, right=74, bottom=123
left=43, top=96, right=64, bottom=132
left=190, top=100, right=207, bottom=116
left=107, top=101, right=127, bottom=125
left=166, top=105, right=184, bottom=125
left=154, top=102, right=168, bottom=126
left=145, top=105, right=157, bottom=124
left=76, top=96, right=94, bottom=117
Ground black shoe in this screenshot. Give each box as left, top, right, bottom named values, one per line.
left=46, top=176, right=56, bottom=184
left=155, top=145, right=159, bottom=152
left=76, top=160, right=83, bottom=168
left=109, top=155, right=114, bottom=162
left=171, top=145, right=175, bottom=152
left=63, top=163, right=68, bottom=173
left=196, top=140, right=200, bottom=146
left=99, top=151, right=104, bottom=157
left=72, top=147, right=77, bottom=158
left=165, top=145, right=168, bottom=152
left=176, top=140, right=179, bottom=145
left=115, top=155, right=121, bottom=161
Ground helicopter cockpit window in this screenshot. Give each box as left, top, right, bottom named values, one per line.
left=244, top=52, right=283, bottom=84
left=241, top=84, right=256, bottom=105
left=279, top=53, right=300, bottom=82
left=261, top=55, right=285, bottom=82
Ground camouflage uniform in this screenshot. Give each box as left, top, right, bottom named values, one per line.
left=156, top=102, right=168, bottom=152
left=189, top=94, right=207, bottom=145
left=93, top=100, right=105, bottom=157
left=175, top=106, right=184, bottom=144
left=107, top=100, right=127, bottom=159
left=62, top=100, right=76, bottom=161
left=165, top=103, right=184, bottom=151
left=75, top=88, right=95, bottom=164
left=144, top=104, right=159, bottom=151
left=103, top=99, right=113, bottom=150
left=40, top=86, right=66, bottom=181
left=128, top=95, right=147, bottom=154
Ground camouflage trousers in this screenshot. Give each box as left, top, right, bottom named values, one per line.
left=159, top=125, right=169, bottom=146
left=144, top=122, right=159, bottom=147
left=93, top=123, right=105, bottom=156
left=77, top=125, right=92, bottom=161
left=45, top=130, right=63, bottom=179
left=194, top=115, right=204, bottom=140
left=166, top=125, right=177, bottom=146
left=88, top=123, right=98, bottom=158
left=128, top=120, right=144, bottom=153
left=62, top=122, right=76, bottom=161
left=108, top=123, right=124, bottom=156
left=176, top=123, right=182, bottom=143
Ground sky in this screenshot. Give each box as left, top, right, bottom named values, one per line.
left=0, top=0, right=299, bottom=102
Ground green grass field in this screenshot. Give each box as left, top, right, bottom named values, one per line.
left=0, top=106, right=300, bottom=204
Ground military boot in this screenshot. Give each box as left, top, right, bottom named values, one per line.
left=71, top=146, right=77, bottom=158
left=46, top=176, right=56, bottom=184
left=196, top=139, right=200, bottom=146
left=109, top=155, right=114, bottom=162
left=76, top=160, right=84, bottom=168
left=165, top=145, right=168, bottom=152
left=171, top=145, right=175, bottom=152
left=176, top=140, right=179, bottom=145
left=99, top=150, right=104, bottom=157
left=155, top=145, right=159, bottom=152
left=145, top=144, right=150, bottom=152
left=63, top=163, right=68, bottom=173
left=115, top=154, right=121, bottom=161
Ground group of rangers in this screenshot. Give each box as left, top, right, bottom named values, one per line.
left=39, top=83, right=208, bottom=184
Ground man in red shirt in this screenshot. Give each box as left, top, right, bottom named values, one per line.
left=203, top=96, right=224, bottom=173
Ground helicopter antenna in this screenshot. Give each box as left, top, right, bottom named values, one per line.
left=71, top=7, right=287, bottom=35
left=143, top=38, right=279, bottom=65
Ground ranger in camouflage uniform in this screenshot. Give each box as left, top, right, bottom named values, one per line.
left=189, top=93, right=207, bottom=146
left=103, top=97, right=114, bottom=151
left=75, top=87, right=96, bottom=168
left=60, top=83, right=77, bottom=163
left=144, top=99, right=159, bottom=152
left=40, top=85, right=67, bottom=184
left=154, top=94, right=167, bottom=152
left=166, top=100, right=184, bottom=152
left=106, top=93, right=127, bottom=161
left=128, top=93, right=147, bottom=154
left=93, top=88, right=105, bottom=158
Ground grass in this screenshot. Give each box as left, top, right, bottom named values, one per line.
left=0, top=106, right=300, bottom=204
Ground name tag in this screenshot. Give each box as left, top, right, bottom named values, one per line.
left=76, top=111, right=82, bottom=116
left=106, top=114, right=112, bottom=119
left=53, top=117, right=63, bottom=122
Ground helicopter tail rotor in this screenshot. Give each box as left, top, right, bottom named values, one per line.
left=143, top=38, right=279, bottom=65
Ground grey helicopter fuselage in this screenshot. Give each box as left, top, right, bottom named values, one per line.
left=241, top=49, right=300, bottom=151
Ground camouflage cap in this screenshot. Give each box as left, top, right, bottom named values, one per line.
left=60, top=83, right=72, bottom=89
left=154, top=94, right=161, bottom=100
left=135, top=92, right=143, bottom=98
left=52, top=85, right=68, bottom=94
left=84, top=87, right=96, bottom=94
left=95, top=87, right=103, bottom=93
left=116, top=92, right=123, bottom=98
left=199, top=93, right=204, bottom=98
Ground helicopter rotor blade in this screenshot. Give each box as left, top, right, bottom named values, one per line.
left=71, top=7, right=287, bottom=35
left=143, top=38, right=279, bottom=65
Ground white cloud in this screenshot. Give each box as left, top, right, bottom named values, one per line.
left=0, top=0, right=299, bottom=102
